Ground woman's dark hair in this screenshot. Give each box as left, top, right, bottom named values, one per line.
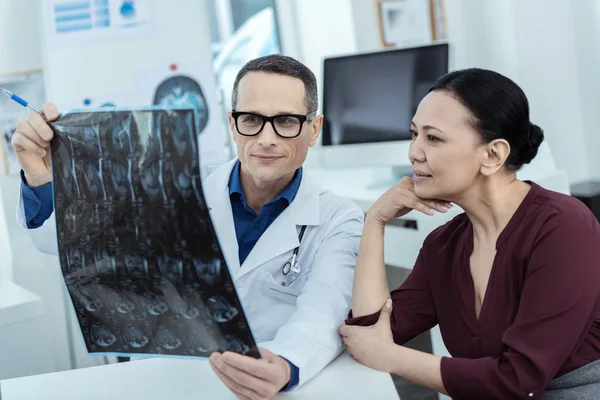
left=429, top=68, right=544, bottom=171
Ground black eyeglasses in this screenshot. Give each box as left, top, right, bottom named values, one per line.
left=231, top=111, right=317, bottom=138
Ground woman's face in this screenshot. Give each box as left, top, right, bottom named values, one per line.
left=409, top=91, right=487, bottom=201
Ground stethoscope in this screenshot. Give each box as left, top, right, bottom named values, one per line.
left=281, top=225, right=307, bottom=284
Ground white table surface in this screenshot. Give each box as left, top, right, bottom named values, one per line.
left=0, top=351, right=399, bottom=400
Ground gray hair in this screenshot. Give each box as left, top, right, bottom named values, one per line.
left=231, top=54, right=318, bottom=113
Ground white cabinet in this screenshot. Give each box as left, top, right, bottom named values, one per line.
left=0, top=279, right=55, bottom=379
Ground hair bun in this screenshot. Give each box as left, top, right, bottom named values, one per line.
left=528, top=123, right=544, bottom=148
left=520, top=123, right=544, bottom=165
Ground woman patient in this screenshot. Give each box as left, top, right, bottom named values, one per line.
left=340, top=68, right=600, bottom=399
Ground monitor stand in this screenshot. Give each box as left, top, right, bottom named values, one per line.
left=366, top=165, right=413, bottom=191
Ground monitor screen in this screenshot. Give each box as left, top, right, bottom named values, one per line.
left=322, top=43, right=449, bottom=146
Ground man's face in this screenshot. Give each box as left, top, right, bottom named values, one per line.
left=228, top=72, right=323, bottom=185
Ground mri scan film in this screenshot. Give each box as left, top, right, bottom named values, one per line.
left=50, top=108, right=258, bottom=359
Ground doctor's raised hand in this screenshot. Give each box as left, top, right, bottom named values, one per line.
left=11, top=103, right=59, bottom=187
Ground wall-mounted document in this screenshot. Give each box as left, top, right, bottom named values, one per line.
left=50, top=108, right=258, bottom=359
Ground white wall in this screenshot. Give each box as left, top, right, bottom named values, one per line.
left=0, top=0, right=43, bottom=76
left=444, top=0, right=520, bottom=79
left=512, top=0, right=591, bottom=184
left=572, top=0, right=600, bottom=180
left=274, top=0, right=303, bottom=60
left=349, top=0, right=380, bottom=53
left=278, top=0, right=358, bottom=112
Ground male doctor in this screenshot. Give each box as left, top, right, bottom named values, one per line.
left=13, top=54, right=364, bottom=399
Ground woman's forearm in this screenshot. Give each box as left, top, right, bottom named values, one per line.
left=351, top=216, right=391, bottom=316
left=388, top=345, right=448, bottom=395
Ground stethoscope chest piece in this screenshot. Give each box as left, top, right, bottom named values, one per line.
left=281, top=225, right=308, bottom=283
left=282, top=261, right=292, bottom=275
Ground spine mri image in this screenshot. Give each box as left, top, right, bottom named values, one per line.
left=49, top=108, right=258, bottom=359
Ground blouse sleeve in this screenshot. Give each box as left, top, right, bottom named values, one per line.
left=345, top=250, right=438, bottom=345
left=440, top=215, right=600, bottom=399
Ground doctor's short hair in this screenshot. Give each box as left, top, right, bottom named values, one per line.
left=231, top=54, right=318, bottom=113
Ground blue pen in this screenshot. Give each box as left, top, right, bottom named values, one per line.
left=2, top=87, right=52, bottom=168
left=1, top=88, right=44, bottom=115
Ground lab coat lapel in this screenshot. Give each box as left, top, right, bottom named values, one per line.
left=203, top=159, right=240, bottom=274
left=236, top=174, right=321, bottom=280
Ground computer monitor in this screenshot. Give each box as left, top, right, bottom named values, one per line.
left=319, top=43, right=449, bottom=173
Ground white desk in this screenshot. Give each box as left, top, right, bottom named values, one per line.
left=0, top=351, right=399, bottom=400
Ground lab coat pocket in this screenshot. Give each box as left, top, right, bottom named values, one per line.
left=260, top=279, right=302, bottom=305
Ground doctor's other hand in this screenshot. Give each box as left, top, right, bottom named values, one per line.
left=366, top=176, right=451, bottom=226
left=11, top=103, right=59, bottom=187
left=339, top=299, right=396, bottom=373
left=209, top=347, right=291, bottom=400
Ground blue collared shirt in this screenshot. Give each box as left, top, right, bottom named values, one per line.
left=228, top=160, right=303, bottom=265
left=21, top=162, right=302, bottom=390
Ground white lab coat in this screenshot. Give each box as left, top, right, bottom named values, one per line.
left=16, top=158, right=364, bottom=388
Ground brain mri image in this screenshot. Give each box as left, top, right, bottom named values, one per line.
left=156, top=325, right=182, bottom=350
left=188, top=330, right=215, bottom=354
left=72, top=286, right=103, bottom=313
left=207, top=296, right=239, bottom=323
left=153, top=75, right=210, bottom=135
left=91, top=322, right=117, bottom=347
left=224, top=334, right=250, bottom=355
left=166, top=293, right=200, bottom=320
left=94, top=284, right=136, bottom=314
left=139, top=291, right=169, bottom=316
left=49, top=109, right=258, bottom=358
left=122, top=323, right=150, bottom=348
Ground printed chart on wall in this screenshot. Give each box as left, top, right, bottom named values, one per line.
left=49, top=108, right=259, bottom=359
left=46, top=0, right=155, bottom=47
left=133, top=62, right=229, bottom=166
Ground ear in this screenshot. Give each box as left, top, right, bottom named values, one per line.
left=227, top=112, right=238, bottom=144
left=308, top=114, right=324, bottom=147
left=480, top=139, right=510, bottom=176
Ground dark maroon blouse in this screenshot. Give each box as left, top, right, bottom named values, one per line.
left=346, top=182, right=600, bottom=399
